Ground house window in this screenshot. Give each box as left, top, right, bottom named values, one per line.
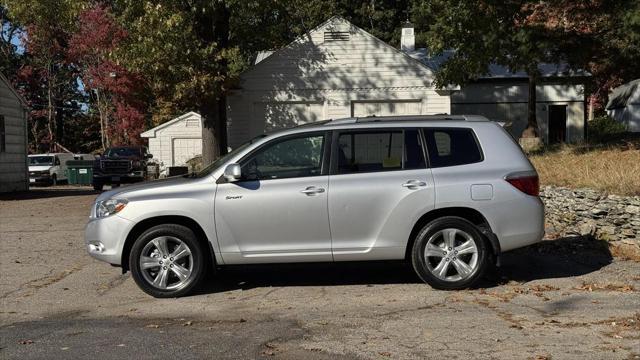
left=0, top=115, right=5, bottom=152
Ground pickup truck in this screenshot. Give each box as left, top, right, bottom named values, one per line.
left=92, top=146, right=153, bottom=191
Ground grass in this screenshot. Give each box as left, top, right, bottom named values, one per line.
left=529, top=137, right=640, bottom=196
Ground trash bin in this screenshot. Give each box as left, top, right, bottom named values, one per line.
left=66, top=160, right=95, bottom=185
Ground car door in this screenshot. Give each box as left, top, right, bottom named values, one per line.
left=328, top=128, right=435, bottom=261
left=214, top=131, right=333, bottom=264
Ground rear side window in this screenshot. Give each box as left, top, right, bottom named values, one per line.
left=336, top=129, right=426, bottom=174
left=423, top=128, right=483, bottom=168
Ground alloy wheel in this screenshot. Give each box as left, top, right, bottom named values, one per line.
left=139, top=236, right=193, bottom=290
left=424, top=228, right=479, bottom=282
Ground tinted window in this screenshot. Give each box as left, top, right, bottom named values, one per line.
left=336, top=129, right=426, bottom=174
left=424, top=128, right=482, bottom=168
left=105, top=147, right=141, bottom=157
left=241, top=134, right=325, bottom=180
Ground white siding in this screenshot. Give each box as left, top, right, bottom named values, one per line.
left=227, top=17, right=450, bottom=148
left=0, top=78, right=28, bottom=192
left=451, top=82, right=586, bottom=142
left=142, top=112, right=202, bottom=167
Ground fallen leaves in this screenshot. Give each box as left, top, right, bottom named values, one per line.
left=574, top=283, right=636, bottom=293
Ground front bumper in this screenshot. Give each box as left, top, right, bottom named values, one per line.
left=93, top=172, right=145, bottom=184
left=85, top=214, right=135, bottom=266
left=29, top=174, right=52, bottom=184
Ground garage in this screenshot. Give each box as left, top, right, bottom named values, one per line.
left=351, top=100, right=422, bottom=117
left=172, top=137, right=202, bottom=167
left=140, top=111, right=203, bottom=170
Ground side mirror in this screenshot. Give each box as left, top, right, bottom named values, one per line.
left=223, top=163, right=242, bottom=182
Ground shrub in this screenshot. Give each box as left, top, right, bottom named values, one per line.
left=588, top=115, right=627, bottom=143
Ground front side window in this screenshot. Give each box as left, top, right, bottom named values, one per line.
left=336, top=129, right=425, bottom=174
left=423, top=128, right=483, bottom=168
left=241, top=133, right=325, bottom=180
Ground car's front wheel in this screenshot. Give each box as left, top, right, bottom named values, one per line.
left=411, top=216, right=489, bottom=290
left=129, top=224, right=206, bottom=298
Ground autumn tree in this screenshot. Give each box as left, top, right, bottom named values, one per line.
left=3, top=0, right=86, bottom=151
left=411, top=0, right=564, bottom=138
left=523, top=0, right=640, bottom=117
left=68, top=3, right=147, bottom=149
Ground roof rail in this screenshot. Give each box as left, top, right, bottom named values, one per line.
left=323, top=114, right=489, bottom=125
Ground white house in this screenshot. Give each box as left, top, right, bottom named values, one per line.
left=140, top=111, right=202, bottom=169
left=606, top=79, right=640, bottom=132
left=226, top=16, right=586, bottom=147
left=226, top=17, right=455, bottom=148
left=0, top=72, right=29, bottom=193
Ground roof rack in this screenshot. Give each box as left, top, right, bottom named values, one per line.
left=324, top=114, right=488, bottom=125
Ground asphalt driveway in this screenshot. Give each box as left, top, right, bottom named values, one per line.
left=1, top=187, right=639, bottom=359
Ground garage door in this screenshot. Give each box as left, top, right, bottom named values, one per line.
left=351, top=100, right=422, bottom=117
left=254, top=101, right=325, bottom=131
left=172, top=138, right=202, bottom=166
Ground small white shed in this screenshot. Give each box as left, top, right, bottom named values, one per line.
left=606, top=79, right=640, bottom=132
left=140, top=112, right=202, bottom=168
left=0, top=73, right=29, bottom=193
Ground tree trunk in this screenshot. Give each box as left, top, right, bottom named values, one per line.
left=46, top=73, right=55, bottom=152
left=522, top=68, right=539, bottom=138
left=201, top=97, right=224, bottom=167
left=197, top=1, right=230, bottom=166
left=55, top=98, right=64, bottom=148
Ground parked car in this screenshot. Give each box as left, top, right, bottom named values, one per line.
left=85, top=115, right=544, bottom=298
left=28, top=153, right=75, bottom=185
left=92, top=146, right=152, bottom=191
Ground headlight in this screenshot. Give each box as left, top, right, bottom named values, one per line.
left=95, top=199, right=128, bottom=218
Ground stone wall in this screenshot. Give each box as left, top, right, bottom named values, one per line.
left=541, top=186, right=640, bottom=248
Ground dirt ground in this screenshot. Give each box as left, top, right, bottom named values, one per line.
left=1, top=186, right=639, bottom=359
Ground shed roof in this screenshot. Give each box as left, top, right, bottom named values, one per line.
left=140, top=111, right=201, bottom=138
left=606, top=79, right=640, bottom=110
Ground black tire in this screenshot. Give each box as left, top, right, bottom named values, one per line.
left=411, top=216, right=489, bottom=290
left=129, top=224, right=206, bottom=298
left=51, top=174, right=57, bottom=186
left=93, top=183, right=103, bottom=191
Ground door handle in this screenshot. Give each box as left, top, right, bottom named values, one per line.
left=300, top=186, right=325, bottom=195
left=402, top=180, right=427, bottom=189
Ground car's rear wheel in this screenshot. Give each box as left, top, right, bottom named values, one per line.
left=411, top=216, right=489, bottom=290
left=129, top=224, right=205, bottom=298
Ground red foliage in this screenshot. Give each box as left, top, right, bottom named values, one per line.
left=68, top=3, right=147, bottom=148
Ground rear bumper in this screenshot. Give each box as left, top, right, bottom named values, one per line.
left=485, top=195, right=545, bottom=252
left=85, top=215, right=135, bottom=266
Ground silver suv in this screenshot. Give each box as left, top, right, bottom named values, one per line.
left=86, top=115, right=544, bottom=297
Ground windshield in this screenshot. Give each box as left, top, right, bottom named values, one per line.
left=29, top=156, right=54, bottom=165
left=194, top=135, right=266, bottom=178
left=105, top=147, right=141, bottom=157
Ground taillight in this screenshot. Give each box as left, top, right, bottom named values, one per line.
left=505, top=172, right=539, bottom=196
